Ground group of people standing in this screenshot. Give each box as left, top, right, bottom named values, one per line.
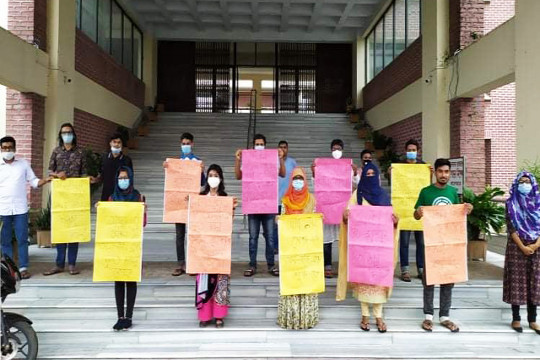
left=0, top=124, right=539, bottom=335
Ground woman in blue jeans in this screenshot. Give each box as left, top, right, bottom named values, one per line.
left=43, top=123, right=90, bottom=276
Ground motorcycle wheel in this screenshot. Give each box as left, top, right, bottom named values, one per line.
left=6, top=321, right=38, bottom=360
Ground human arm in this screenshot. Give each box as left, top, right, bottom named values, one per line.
left=234, top=149, right=242, bottom=180
left=278, top=149, right=286, bottom=177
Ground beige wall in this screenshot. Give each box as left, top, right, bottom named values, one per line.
left=143, top=34, right=158, bottom=108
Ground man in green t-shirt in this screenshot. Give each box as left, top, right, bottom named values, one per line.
left=413, top=158, right=473, bottom=333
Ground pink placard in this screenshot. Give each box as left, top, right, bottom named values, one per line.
left=314, top=158, right=352, bottom=224
left=347, top=205, right=395, bottom=287
left=242, top=149, right=279, bottom=214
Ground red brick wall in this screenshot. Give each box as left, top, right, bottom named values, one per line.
left=73, top=109, right=118, bottom=154
left=362, top=38, right=422, bottom=111
left=379, top=113, right=422, bottom=159
left=5, top=90, right=45, bottom=209
left=75, top=30, right=145, bottom=109
left=484, top=0, right=514, bottom=33
left=450, top=97, right=486, bottom=193
left=7, top=0, right=47, bottom=51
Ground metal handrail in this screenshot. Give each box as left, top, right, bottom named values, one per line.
left=246, top=89, right=257, bottom=149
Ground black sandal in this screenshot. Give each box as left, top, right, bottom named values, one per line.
left=269, top=267, right=279, bottom=276
left=243, top=267, right=256, bottom=277
left=199, top=321, right=210, bottom=328
left=215, top=319, right=224, bottom=328
left=360, top=316, right=370, bottom=331
left=376, top=318, right=387, bottom=333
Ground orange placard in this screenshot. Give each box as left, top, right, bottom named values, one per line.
left=423, top=204, right=468, bottom=285
left=186, top=195, right=234, bottom=275
left=163, top=158, right=202, bottom=223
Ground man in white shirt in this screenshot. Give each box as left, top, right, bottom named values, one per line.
left=0, top=136, right=51, bottom=279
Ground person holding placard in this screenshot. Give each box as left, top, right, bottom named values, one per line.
left=235, top=134, right=286, bottom=277
left=503, top=172, right=540, bottom=335
left=164, top=132, right=205, bottom=277
left=101, top=166, right=146, bottom=331
left=339, top=163, right=398, bottom=333
left=195, top=164, right=237, bottom=328
left=277, top=167, right=319, bottom=329
left=413, top=158, right=472, bottom=333
left=311, top=139, right=359, bottom=279
left=44, top=123, right=90, bottom=276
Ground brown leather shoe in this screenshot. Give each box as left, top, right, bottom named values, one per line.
left=171, top=267, right=185, bottom=276
left=68, top=265, right=80, bottom=275
left=401, top=272, right=411, bottom=282
left=43, top=267, right=64, bottom=276
left=20, top=270, right=31, bottom=279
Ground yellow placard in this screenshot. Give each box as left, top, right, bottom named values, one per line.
left=51, top=178, right=91, bottom=244
left=391, top=164, right=431, bottom=231
left=93, top=202, right=144, bottom=282
left=278, top=213, right=325, bottom=296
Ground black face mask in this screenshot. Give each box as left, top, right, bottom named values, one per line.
left=363, top=159, right=372, bottom=166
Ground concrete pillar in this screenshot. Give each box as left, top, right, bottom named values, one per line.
left=421, top=0, right=450, bottom=162
left=0, top=1, right=7, bottom=137
left=515, top=0, right=540, bottom=165
left=352, top=35, right=365, bottom=108
left=143, top=34, right=157, bottom=108
left=43, top=0, right=76, bottom=203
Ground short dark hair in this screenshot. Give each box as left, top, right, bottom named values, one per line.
left=434, top=158, right=451, bottom=170
left=0, top=136, right=16, bottom=148
left=330, top=139, right=344, bottom=149
left=109, top=132, right=125, bottom=145
left=405, top=139, right=420, bottom=150
left=58, top=123, right=77, bottom=147
left=360, top=149, right=372, bottom=158
left=278, top=140, right=288, bottom=147
left=181, top=132, right=194, bottom=142
left=253, top=134, right=266, bottom=145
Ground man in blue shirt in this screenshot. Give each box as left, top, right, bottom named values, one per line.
left=274, top=140, right=297, bottom=253
left=166, top=132, right=205, bottom=276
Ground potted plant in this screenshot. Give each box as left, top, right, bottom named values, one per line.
left=378, top=149, right=402, bottom=186
left=364, top=130, right=375, bottom=151
left=84, top=147, right=103, bottom=195
left=462, top=186, right=506, bottom=261
left=372, top=131, right=393, bottom=159
left=35, top=201, right=51, bottom=248
left=353, top=119, right=372, bottom=139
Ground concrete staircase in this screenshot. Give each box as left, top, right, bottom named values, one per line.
left=130, top=112, right=364, bottom=261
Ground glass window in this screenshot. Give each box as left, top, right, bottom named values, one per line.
left=374, top=21, right=384, bottom=76
left=81, top=0, right=98, bottom=41
left=76, top=0, right=81, bottom=29
left=394, top=0, right=406, bottom=57
left=407, top=0, right=421, bottom=46
left=133, top=27, right=143, bottom=79
left=366, top=31, right=374, bottom=82
left=123, top=14, right=133, bottom=72
left=111, top=2, right=123, bottom=64
left=383, top=5, right=394, bottom=67
left=97, top=0, right=111, bottom=52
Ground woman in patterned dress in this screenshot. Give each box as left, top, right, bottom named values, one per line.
left=337, top=163, right=398, bottom=333
left=277, top=167, right=319, bottom=329
left=503, top=171, right=540, bottom=335
left=196, top=164, right=236, bottom=328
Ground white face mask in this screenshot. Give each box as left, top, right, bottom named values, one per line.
left=332, top=150, right=343, bottom=159
left=254, top=145, right=265, bottom=150
left=208, top=177, right=221, bottom=189
left=2, top=152, right=15, bottom=161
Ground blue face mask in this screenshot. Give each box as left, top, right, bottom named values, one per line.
left=406, top=151, right=417, bottom=160
left=518, top=183, right=532, bottom=195
left=292, top=179, right=304, bottom=191
left=62, top=133, right=74, bottom=144
left=181, top=145, right=192, bottom=154
left=111, top=147, right=121, bottom=154
left=118, top=179, right=130, bottom=190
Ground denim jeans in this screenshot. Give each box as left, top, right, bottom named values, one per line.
left=399, top=230, right=424, bottom=273
left=1, top=213, right=29, bottom=270
left=272, top=206, right=282, bottom=251
left=55, top=243, right=79, bottom=268
left=248, top=214, right=275, bottom=269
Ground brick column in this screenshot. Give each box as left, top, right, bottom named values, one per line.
left=6, top=0, right=47, bottom=209
left=448, top=0, right=487, bottom=193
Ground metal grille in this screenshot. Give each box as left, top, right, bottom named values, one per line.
left=277, top=43, right=316, bottom=113
left=195, top=42, right=231, bottom=113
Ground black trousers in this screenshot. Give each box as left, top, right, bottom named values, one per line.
left=115, top=281, right=137, bottom=319
left=175, top=223, right=186, bottom=265
left=512, top=303, right=537, bottom=323
left=324, top=243, right=332, bottom=267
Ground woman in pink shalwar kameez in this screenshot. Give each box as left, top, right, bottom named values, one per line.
left=195, top=164, right=235, bottom=328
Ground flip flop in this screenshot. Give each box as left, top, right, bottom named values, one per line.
left=360, top=316, right=370, bottom=331
left=376, top=318, right=387, bottom=333
left=441, top=320, right=460, bottom=333
left=268, top=267, right=279, bottom=276
left=215, top=319, right=224, bottom=328
left=421, top=319, right=433, bottom=332
left=243, top=267, right=256, bottom=277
